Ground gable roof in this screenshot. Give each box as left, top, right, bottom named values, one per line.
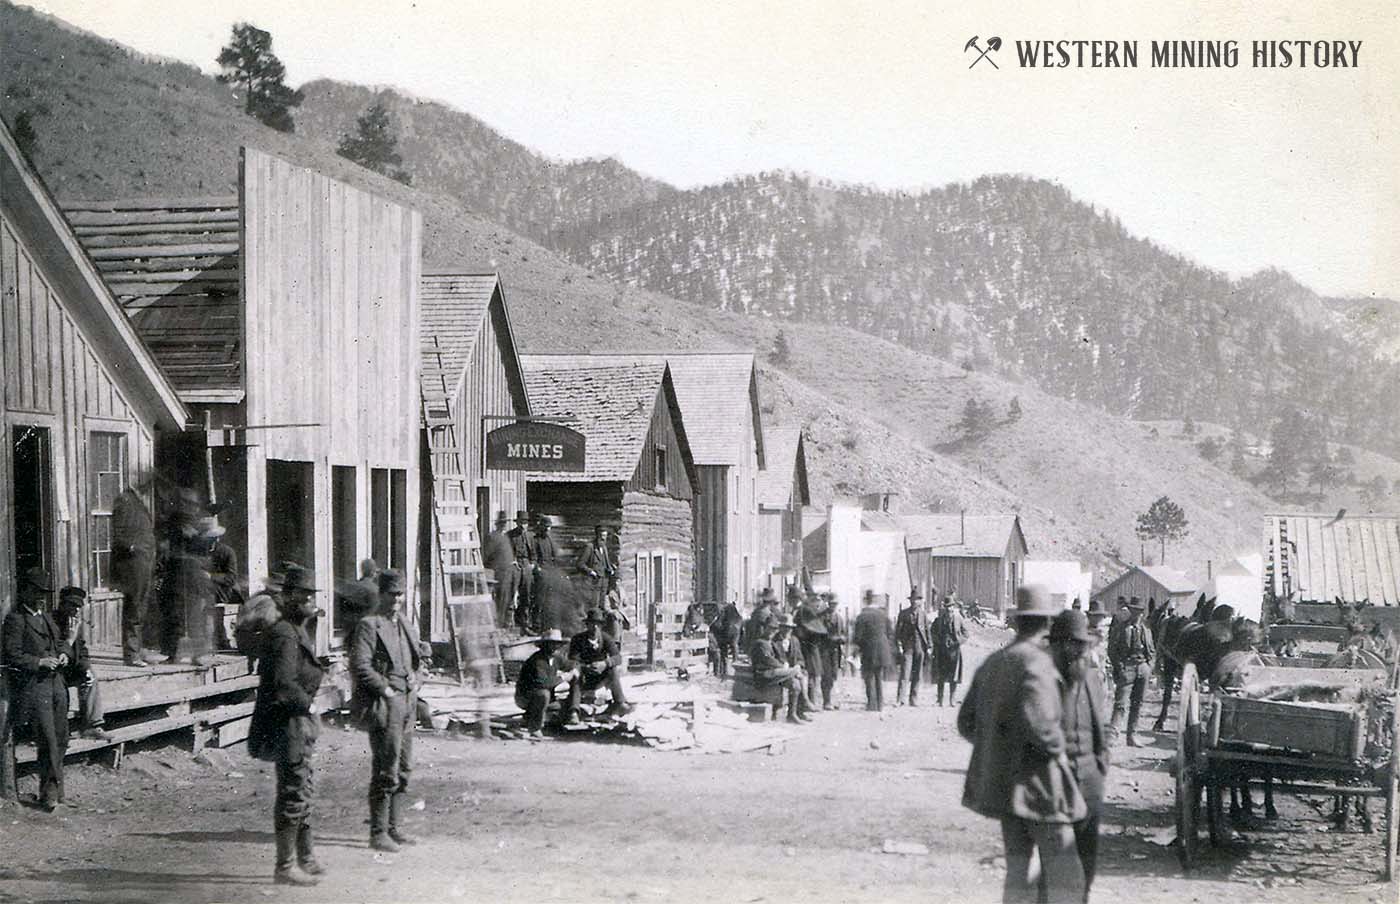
left=899, top=514, right=1027, bottom=558
left=421, top=271, right=529, bottom=414
left=1, top=123, right=186, bottom=429
left=1137, top=565, right=1197, bottom=595
left=757, top=425, right=810, bottom=508
left=59, top=194, right=241, bottom=401
left=1265, top=512, right=1400, bottom=605
left=519, top=355, right=696, bottom=485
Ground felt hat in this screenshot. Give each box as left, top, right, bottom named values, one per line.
left=22, top=566, right=53, bottom=592
left=1010, top=583, right=1060, bottom=619
left=515, top=510, right=529, bottom=523
left=1127, top=596, right=1146, bottom=610
left=775, top=614, right=796, bottom=629
left=908, top=587, right=923, bottom=602
left=282, top=564, right=319, bottom=594
left=1050, top=609, right=1093, bottom=644
left=758, top=587, right=778, bottom=603
left=537, top=629, right=567, bottom=646
left=1086, top=598, right=1110, bottom=622
left=494, top=512, right=509, bottom=526
left=378, top=568, right=405, bottom=594
left=58, top=585, right=87, bottom=602
left=585, top=608, right=607, bottom=625
left=198, top=515, right=226, bottom=539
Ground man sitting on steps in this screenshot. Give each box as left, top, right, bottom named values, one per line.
left=750, top=617, right=813, bottom=724
left=562, top=609, right=633, bottom=724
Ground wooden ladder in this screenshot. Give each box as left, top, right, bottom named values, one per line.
left=421, top=336, right=503, bottom=684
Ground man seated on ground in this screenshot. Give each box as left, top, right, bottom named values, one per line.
left=54, top=586, right=108, bottom=740
left=514, top=630, right=573, bottom=739
left=774, top=615, right=818, bottom=718
left=751, top=617, right=813, bottom=724
left=562, top=610, right=633, bottom=724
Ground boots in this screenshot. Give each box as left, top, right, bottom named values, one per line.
left=274, top=826, right=319, bottom=886
left=389, top=792, right=417, bottom=846
left=296, top=823, right=324, bottom=876
left=369, top=795, right=400, bottom=852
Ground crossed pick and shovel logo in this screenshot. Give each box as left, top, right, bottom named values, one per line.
left=966, top=35, right=1002, bottom=68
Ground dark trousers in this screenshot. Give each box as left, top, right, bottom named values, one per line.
left=1111, top=663, right=1149, bottom=735
left=63, top=665, right=104, bottom=728
left=563, top=666, right=628, bottom=721
left=800, top=640, right=824, bottom=704
left=715, top=637, right=736, bottom=679
left=517, top=687, right=552, bottom=731
left=274, top=739, right=316, bottom=831
left=367, top=693, right=414, bottom=825
left=495, top=564, right=521, bottom=629
left=1071, top=762, right=1104, bottom=899
left=116, top=549, right=152, bottom=663
left=998, top=816, right=1084, bottom=904
left=19, top=675, right=69, bottom=805
left=896, top=648, right=924, bottom=704
left=936, top=679, right=960, bottom=706
left=862, top=664, right=886, bottom=711
left=516, top=567, right=535, bottom=629
left=820, top=645, right=841, bottom=706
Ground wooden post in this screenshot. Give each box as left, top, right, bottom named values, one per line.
left=0, top=693, right=16, bottom=801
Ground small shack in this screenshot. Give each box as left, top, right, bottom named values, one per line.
left=902, top=514, right=1028, bottom=615
left=418, top=271, right=530, bottom=641
left=1096, top=564, right=1197, bottom=614
left=67, top=147, right=423, bottom=652
left=0, top=120, right=188, bottom=634
left=518, top=356, right=698, bottom=663
left=756, top=425, right=810, bottom=593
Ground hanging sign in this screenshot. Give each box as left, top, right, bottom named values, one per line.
left=485, top=421, right=585, bottom=472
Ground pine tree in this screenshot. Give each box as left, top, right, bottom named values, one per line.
left=1181, top=414, right=1197, bottom=437
left=1006, top=396, right=1022, bottom=423
left=216, top=23, right=302, bottom=132
left=1135, top=496, right=1189, bottom=564
left=770, top=329, right=791, bottom=365
left=9, top=110, right=37, bottom=159
left=959, top=396, right=994, bottom=441
left=1196, top=436, right=1223, bottom=464
left=337, top=99, right=412, bottom=185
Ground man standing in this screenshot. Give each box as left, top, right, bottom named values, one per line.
left=932, top=594, right=971, bottom=706
left=577, top=525, right=617, bottom=612
left=54, top=587, right=107, bottom=740
left=957, top=585, right=1085, bottom=904
left=350, top=569, right=427, bottom=852
left=794, top=593, right=828, bottom=707
left=562, top=610, right=633, bottom=723
left=111, top=483, right=154, bottom=667
left=1107, top=596, right=1154, bottom=746
left=514, top=630, right=571, bottom=738
left=851, top=590, right=894, bottom=712
left=507, top=511, right=536, bottom=631
left=1050, top=609, right=1110, bottom=900
left=3, top=568, right=70, bottom=810
left=894, top=588, right=931, bottom=707
left=819, top=593, right=845, bottom=709
left=337, top=558, right=380, bottom=645
left=482, top=514, right=517, bottom=629
left=711, top=599, right=743, bottom=679
left=749, top=617, right=811, bottom=724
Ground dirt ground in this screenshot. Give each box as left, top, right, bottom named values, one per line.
left=0, top=632, right=1396, bottom=904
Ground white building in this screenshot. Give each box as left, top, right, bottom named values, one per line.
left=1024, top=560, right=1094, bottom=609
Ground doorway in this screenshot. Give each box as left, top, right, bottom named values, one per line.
left=11, top=424, right=54, bottom=580
left=266, top=460, right=315, bottom=573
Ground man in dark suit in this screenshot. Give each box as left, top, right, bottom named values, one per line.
left=894, top=588, right=932, bottom=706
left=350, top=568, right=428, bottom=852
left=507, top=511, right=536, bottom=631
left=111, top=484, right=154, bottom=666
left=562, top=609, right=633, bottom=723
left=750, top=617, right=811, bottom=724
left=958, top=585, right=1084, bottom=903
left=576, top=525, right=617, bottom=611
left=851, top=590, right=894, bottom=712
left=1051, top=608, right=1110, bottom=899
left=1107, top=596, right=1154, bottom=746
left=794, top=593, right=828, bottom=706
left=819, top=593, right=845, bottom=709
left=2, top=568, right=70, bottom=810
left=482, top=513, right=517, bottom=629
left=54, top=586, right=107, bottom=739
left=247, top=564, right=325, bottom=886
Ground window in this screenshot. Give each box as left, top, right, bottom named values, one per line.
left=331, top=466, right=357, bottom=636
left=372, top=468, right=389, bottom=567
left=635, top=552, right=650, bottom=626
left=371, top=467, right=408, bottom=572
left=88, top=431, right=127, bottom=589
left=654, top=446, right=668, bottom=491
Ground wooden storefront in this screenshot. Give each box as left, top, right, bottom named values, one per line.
left=0, top=121, right=187, bottom=638
left=518, top=355, right=698, bottom=662
left=903, top=514, right=1029, bottom=615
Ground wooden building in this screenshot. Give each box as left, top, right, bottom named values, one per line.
left=757, top=425, right=810, bottom=590
left=902, top=514, right=1028, bottom=614
left=1095, top=564, right=1197, bottom=613
left=1264, top=513, right=1400, bottom=607
left=66, top=147, right=422, bottom=651
left=418, top=272, right=530, bottom=640
left=0, top=121, right=188, bottom=636
left=517, top=355, right=698, bottom=659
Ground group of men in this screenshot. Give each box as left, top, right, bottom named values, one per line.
left=735, top=586, right=848, bottom=723
left=481, top=510, right=558, bottom=633
left=846, top=587, right=971, bottom=713
left=513, top=608, right=635, bottom=737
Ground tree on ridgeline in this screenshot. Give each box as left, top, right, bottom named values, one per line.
left=216, top=23, right=302, bottom=132
left=1135, top=495, right=1189, bottom=565
left=1266, top=410, right=1304, bottom=495
left=337, top=99, right=413, bottom=185
left=7, top=109, right=38, bottom=159
left=769, top=329, right=791, bottom=366
left=959, top=395, right=995, bottom=441
left=1181, top=414, right=1197, bottom=437
left=1006, top=396, right=1022, bottom=423
left=1196, top=435, right=1223, bottom=464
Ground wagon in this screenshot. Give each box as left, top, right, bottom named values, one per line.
left=1174, top=661, right=1400, bottom=879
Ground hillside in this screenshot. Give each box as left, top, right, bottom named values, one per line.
left=1324, top=295, right=1400, bottom=363
left=0, top=2, right=1333, bottom=585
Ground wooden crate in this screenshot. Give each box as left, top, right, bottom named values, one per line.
left=1213, top=696, right=1364, bottom=759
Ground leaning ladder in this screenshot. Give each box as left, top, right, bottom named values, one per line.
left=421, top=336, right=503, bottom=685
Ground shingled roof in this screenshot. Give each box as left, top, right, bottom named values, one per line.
left=420, top=271, right=528, bottom=412
left=758, top=425, right=810, bottom=508
left=519, top=355, right=695, bottom=485
left=60, top=196, right=242, bottom=400
left=663, top=353, right=765, bottom=468
left=899, top=514, right=1027, bottom=558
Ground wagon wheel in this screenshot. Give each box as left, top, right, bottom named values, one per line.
left=1176, top=664, right=1203, bottom=869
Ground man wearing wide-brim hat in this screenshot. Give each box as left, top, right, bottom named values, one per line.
left=894, top=587, right=932, bottom=707
left=507, top=511, right=537, bottom=632
left=1106, top=595, right=1154, bottom=747
left=3, top=567, right=71, bottom=810
left=1050, top=609, right=1110, bottom=899
left=515, top=629, right=573, bottom=738
left=957, top=584, right=1086, bottom=902
left=561, top=609, right=633, bottom=724
left=793, top=591, right=829, bottom=706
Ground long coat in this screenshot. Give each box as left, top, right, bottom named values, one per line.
left=956, top=638, right=1085, bottom=824
left=248, top=620, right=323, bottom=764
left=894, top=606, right=931, bottom=656
left=349, top=613, right=424, bottom=730
left=851, top=606, right=895, bottom=670
left=931, top=608, right=969, bottom=682
left=2, top=606, right=67, bottom=728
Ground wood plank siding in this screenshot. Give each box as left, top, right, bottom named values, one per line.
left=240, top=148, right=422, bottom=650
left=693, top=465, right=728, bottom=605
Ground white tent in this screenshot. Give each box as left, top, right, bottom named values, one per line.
left=1024, top=560, right=1094, bottom=609
left=1206, top=555, right=1263, bottom=621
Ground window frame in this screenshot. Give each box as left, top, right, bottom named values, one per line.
left=86, top=427, right=129, bottom=591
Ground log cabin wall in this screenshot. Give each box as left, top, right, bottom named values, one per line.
left=0, top=211, right=158, bottom=636
left=240, top=148, right=422, bottom=651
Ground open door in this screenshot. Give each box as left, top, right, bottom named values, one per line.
left=11, top=424, right=54, bottom=582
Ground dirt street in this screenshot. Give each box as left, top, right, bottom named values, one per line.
left=0, top=633, right=1395, bottom=904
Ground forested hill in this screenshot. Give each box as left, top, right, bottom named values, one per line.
left=549, top=172, right=1400, bottom=454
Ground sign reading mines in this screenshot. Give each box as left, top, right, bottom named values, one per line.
left=485, top=421, right=586, bottom=472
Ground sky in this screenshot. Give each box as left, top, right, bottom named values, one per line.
left=25, top=0, right=1400, bottom=297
